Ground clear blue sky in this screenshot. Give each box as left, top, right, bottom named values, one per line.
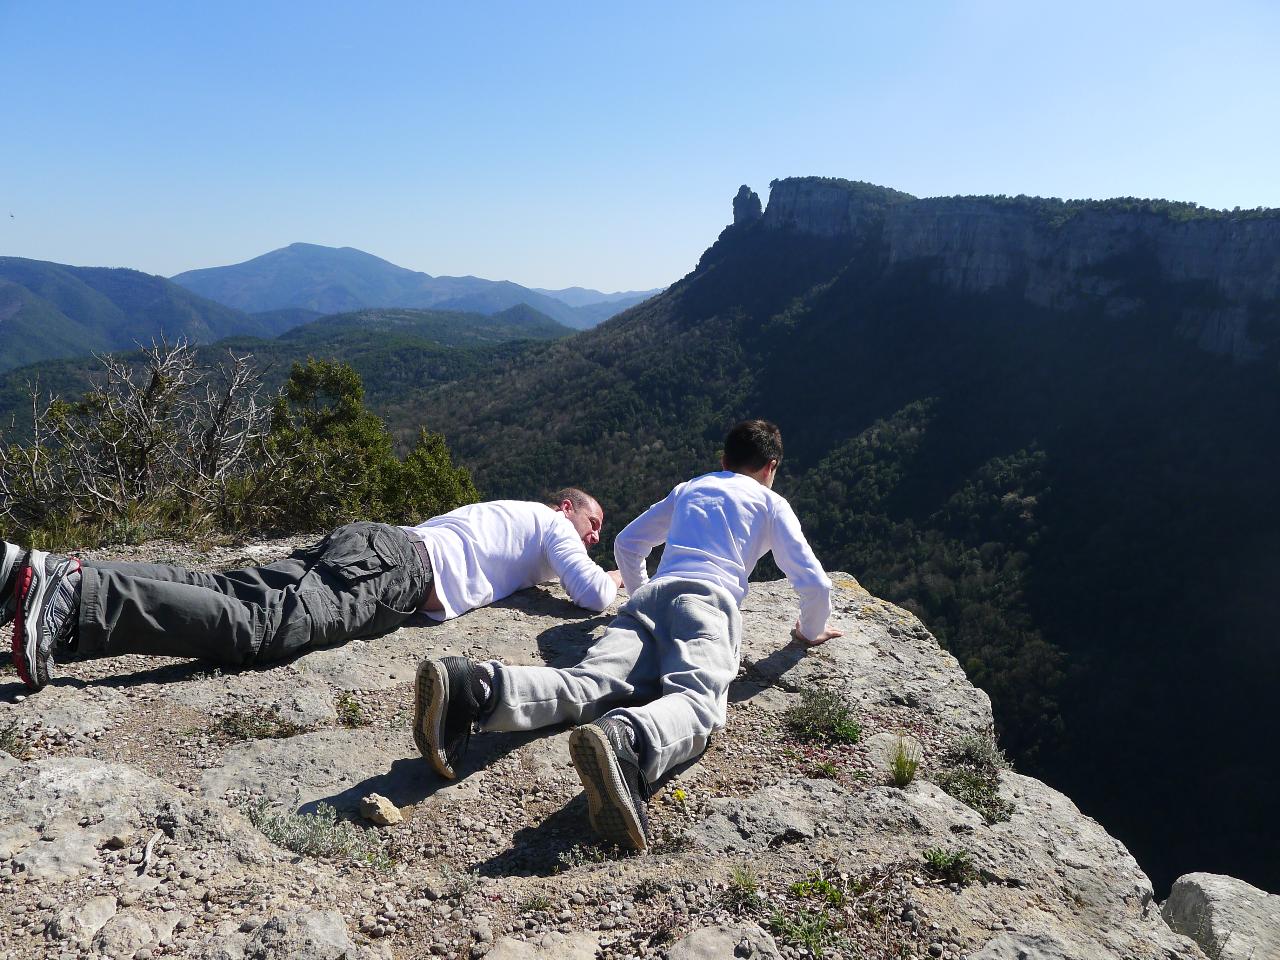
left=2, top=1, right=1277, bottom=291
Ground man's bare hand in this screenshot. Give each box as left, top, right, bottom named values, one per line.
left=791, top=619, right=843, bottom=647
left=607, top=570, right=624, bottom=589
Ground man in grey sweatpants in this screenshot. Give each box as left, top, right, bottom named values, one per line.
left=415, top=420, right=841, bottom=851
left=4, top=489, right=616, bottom=692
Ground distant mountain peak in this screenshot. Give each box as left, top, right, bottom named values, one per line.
left=170, top=245, right=658, bottom=329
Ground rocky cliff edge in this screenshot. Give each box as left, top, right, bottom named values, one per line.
left=749, top=177, right=1280, bottom=360
left=0, top=537, right=1221, bottom=959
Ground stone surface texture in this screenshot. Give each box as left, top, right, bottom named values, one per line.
left=1161, top=872, right=1280, bottom=960
left=0, top=536, right=1217, bottom=959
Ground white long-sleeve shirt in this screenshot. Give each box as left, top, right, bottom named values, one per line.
left=400, top=501, right=617, bottom=621
left=613, top=471, right=832, bottom=641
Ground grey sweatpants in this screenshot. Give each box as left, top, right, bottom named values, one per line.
left=77, top=522, right=430, bottom=666
left=481, top=577, right=742, bottom=784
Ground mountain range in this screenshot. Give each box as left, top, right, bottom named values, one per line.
left=170, top=243, right=662, bottom=330
left=0, top=247, right=660, bottom=373
left=0, top=257, right=283, bottom=373
left=405, top=177, right=1280, bottom=896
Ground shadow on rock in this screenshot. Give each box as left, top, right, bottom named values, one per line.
left=299, top=731, right=543, bottom=814
left=729, top=641, right=809, bottom=703
left=533, top=616, right=611, bottom=667
left=472, top=794, right=611, bottom=878
left=72, top=658, right=242, bottom=689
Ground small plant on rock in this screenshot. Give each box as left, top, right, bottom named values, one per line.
left=889, top=736, right=921, bottom=787
left=923, top=847, right=976, bottom=886
left=784, top=689, right=862, bottom=744
left=245, top=800, right=391, bottom=870
left=556, top=842, right=614, bottom=870
left=335, top=693, right=367, bottom=728
left=934, top=731, right=1013, bottom=824
left=810, top=759, right=840, bottom=779
left=440, top=863, right=480, bottom=900
left=0, top=718, right=25, bottom=757
left=518, top=892, right=553, bottom=914
left=769, top=907, right=838, bottom=956
left=215, top=706, right=305, bottom=741
left=790, top=872, right=846, bottom=908
left=726, top=863, right=763, bottom=913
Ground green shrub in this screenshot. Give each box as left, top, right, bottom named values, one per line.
left=246, top=800, right=391, bottom=870
left=556, top=842, right=615, bottom=870
left=0, top=346, right=478, bottom=546
left=923, top=847, right=976, bottom=885
left=335, top=693, right=366, bottom=728
left=810, top=759, right=839, bottom=779
left=783, top=690, right=862, bottom=744
left=889, top=736, right=921, bottom=787
left=934, top=732, right=1013, bottom=823
left=768, top=908, right=838, bottom=956
left=518, top=892, right=553, bottom=914
left=790, top=872, right=846, bottom=908
left=726, top=863, right=762, bottom=913
left=0, top=718, right=24, bottom=756
left=214, top=707, right=305, bottom=741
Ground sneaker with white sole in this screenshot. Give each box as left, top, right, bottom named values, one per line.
left=0, top=540, right=26, bottom=628
left=413, top=656, right=488, bottom=779
left=12, top=550, right=82, bottom=691
left=568, top=716, right=651, bottom=851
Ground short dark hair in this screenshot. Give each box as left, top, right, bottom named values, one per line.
left=550, top=487, right=599, bottom=515
left=723, top=419, right=783, bottom=471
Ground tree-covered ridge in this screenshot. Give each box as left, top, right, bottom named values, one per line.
left=764, top=176, right=1279, bottom=228
left=767, top=176, right=917, bottom=206
left=957, top=192, right=1280, bottom=224
left=0, top=305, right=573, bottom=443
left=0, top=257, right=277, bottom=372
left=763, top=176, right=1279, bottom=223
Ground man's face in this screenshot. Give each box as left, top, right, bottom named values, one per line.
left=563, top=499, right=604, bottom=548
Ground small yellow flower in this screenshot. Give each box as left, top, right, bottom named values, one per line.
left=671, top=788, right=687, bottom=803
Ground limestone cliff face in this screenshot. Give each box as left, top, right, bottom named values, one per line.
left=756, top=178, right=1280, bottom=360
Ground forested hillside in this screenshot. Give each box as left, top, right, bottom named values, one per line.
left=413, top=179, right=1280, bottom=895
left=0, top=305, right=571, bottom=440
left=0, top=258, right=283, bottom=372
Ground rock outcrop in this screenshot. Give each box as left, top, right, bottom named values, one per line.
left=1161, top=873, right=1280, bottom=960
left=0, top=538, right=1210, bottom=959
left=751, top=177, right=1280, bottom=360
left=732, top=186, right=762, bottom=226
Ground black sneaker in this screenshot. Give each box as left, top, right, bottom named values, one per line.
left=12, top=550, right=82, bottom=691
left=414, top=656, right=486, bottom=779
left=568, top=716, right=651, bottom=851
left=0, top=540, right=26, bottom=628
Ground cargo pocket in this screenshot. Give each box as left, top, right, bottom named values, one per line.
left=306, top=524, right=414, bottom=645
left=318, top=524, right=403, bottom=585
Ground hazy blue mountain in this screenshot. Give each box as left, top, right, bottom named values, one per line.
left=530, top=285, right=664, bottom=308
left=0, top=257, right=271, bottom=372
left=171, top=243, right=644, bottom=329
